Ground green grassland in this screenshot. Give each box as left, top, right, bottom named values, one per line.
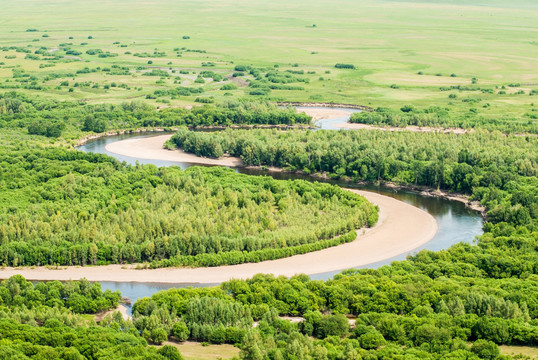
left=0, top=0, right=537, bottom=127
left=499, top=345, right=538, bottom=359
left=160, top=342, right=239, bottom=360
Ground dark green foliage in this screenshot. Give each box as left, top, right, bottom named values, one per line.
left=157, top=345, right=184, bottom=360
left=28, top=119, right=65, bottom=137
left=234, top=65, right=249, bottom=72
left=0, top=142, right=375, bottom=267
left=133, top=288, right=251, bottom=344
left=168, top=128, right=537, bottom=230
left=0, top=93, right=311, bottom=136
left=194, top=96, right=214, bottom=103
left=143, top=69, right=170, bottom=77
left=172, top=321, right=189, bottom=341
left=0, top=275, right=189, bottom=358
left=82, top=115, right=108, bottom=132
left=335, top=63, right=355, bottom=69
left=249, top=88, right=270, bottom=96
left=301, top=311, right=349, bottom=338
left=264, top=71, right=309, bottom=84
left=471, top=340, right=500, bottom=359
left=350, top=105, right=538, bottom=133
left=220, top=83, right=238, bottom=91
left=0, top=275, right=120, bottom=314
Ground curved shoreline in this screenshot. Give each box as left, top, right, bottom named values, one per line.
left=0, top=135, right=438, bottom=284
left=0, top=189, right=437, bottom=284
left=106, top=134, right=242, bottom=167
left=278, top=102, right=373, bottom=111
left=104, top=134, right=485, bottom=215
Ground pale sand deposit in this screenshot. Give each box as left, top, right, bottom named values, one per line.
left=297, top=107, right=352, bottom=121
left=95, top=304, right=130, bottom=322
left=0, top=189, right=437, bottom=284
left=105, top=134, right=242, bottom=167
left=0, top=131, right=437, bottom=283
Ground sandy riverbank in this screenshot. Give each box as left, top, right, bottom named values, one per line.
left=0, top=190, right=437, bottom=283
left=0, top=131, right=438, bottom=283
left=298, top=108, right=352, bottom=121
left=105, top=134, right=243, bottom=167
left=95, top=304, right=130, bottom=322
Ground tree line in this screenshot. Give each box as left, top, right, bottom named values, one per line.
left=0, top=92, right=311, bottom=138
left=349, top=105, right=538, bottom=134
left=168, top=127, right=537, bottom=228
left=0, top=138, right=376, bottom=267
left=0, top=275, right=183, bottom=359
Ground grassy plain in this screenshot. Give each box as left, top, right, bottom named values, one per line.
left=0, top=0, right=537, bottom=124
left=499, top=345, right=538, bottom=359
left=159, top=341, right=239, bottom=360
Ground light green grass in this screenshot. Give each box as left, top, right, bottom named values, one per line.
left=159, top=341, right=239, bottom=360
left=500, top=345, right=538, bottom=359
left=0, top=0, right=537, bottom=122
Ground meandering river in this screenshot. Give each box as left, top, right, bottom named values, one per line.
left=78, top=112, right=483, bottom=310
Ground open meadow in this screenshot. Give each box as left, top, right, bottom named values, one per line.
left=0, top=0, right=537, bottom=127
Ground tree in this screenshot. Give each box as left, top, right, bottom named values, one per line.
left=240, top=331, right=264, bottom=360
left=172, top=321, right=189, bottom=342
left=471, top=340, right=500, bottom=360
left=152, top=327, right=168, bottom=345
left=157, top=345, right=184, bottom=360
left=359, top=330, right=386, bottom=349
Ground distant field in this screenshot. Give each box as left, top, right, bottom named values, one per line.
left=0, top=0, right=537, bottom=122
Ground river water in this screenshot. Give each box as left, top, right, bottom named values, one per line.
left=78, top=115, right=483, bottom=310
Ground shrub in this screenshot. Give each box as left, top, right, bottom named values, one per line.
left=194, top=97, right=214, bottom=103
left=335, top=63, right=355, bottom=69
left=151, top=328, right=168, bottom=345
left=221, top=83, right=238, bottom=91
left=400, top=105, right=415, bottom=113
left=157, top=346, right=184, bottom=360
left=234, top=65, right=248, bottom=71
left=172, top=321, right=189, bottom=342
left=471, top=340, right=499, bottom=360
left=249, top=88, right=270, bottom=96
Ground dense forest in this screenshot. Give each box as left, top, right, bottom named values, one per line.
left=0, top=275, right=184, bottom=359
left=0, top=88, right=537, bottom=358
left=0, top=92, right=311, bottom=138
left=131, top=257, right=538, bottom=359
left=139, top=125, right=536, bottom=359
left=0, top=134, right=376, bottom=267
left=168, top=127, right=537, bottom=227
left=0, top=0, right=536, bottom=357
left=3, top=264, right=538, bottom=359
left=349, top=105, right=538, bottom=134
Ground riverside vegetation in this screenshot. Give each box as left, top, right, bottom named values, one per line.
left=0, top=275, right=187, bottom=359
left=0, top=93, right=537, bottom=359
left=0, top=0, right=537, bottom=358
left=167, top=127, right=536, bottom=226
left=0, top=134, right=375, bottom=267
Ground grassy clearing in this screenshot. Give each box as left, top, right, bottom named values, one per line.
left=500, top=345, right=538, bottom=359
left=159, top=341, right=239, bottom=360
left=0, top=0, right=536, bottom=126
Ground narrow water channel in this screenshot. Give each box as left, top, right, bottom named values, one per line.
left=78, top=112, right=483, bottom=309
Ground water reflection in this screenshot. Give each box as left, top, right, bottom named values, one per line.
left=78, top=129, right=483, bottom=306
left=296, top=106, right=362, bottom=130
